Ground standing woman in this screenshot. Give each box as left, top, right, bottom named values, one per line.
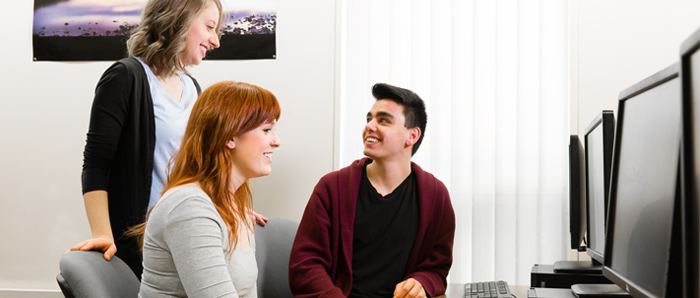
left=70, top=0, right=224, bottom=277
left=132, top=81, right=281, bottom=297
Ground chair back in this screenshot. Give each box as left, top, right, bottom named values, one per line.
left=255, top=217, right=299, bottom=298
left=57, top=250, right=140, bottom=298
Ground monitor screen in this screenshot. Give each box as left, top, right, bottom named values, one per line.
left=569, top=135, right=586, bottom=250
left=680, top=27, right=700, bottom=298
left=603, top=63, right=682, bottom=298
left=583, top=111, right=615, bottom=265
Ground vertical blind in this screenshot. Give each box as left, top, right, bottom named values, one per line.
left=339, top=0, right=570, bottom=285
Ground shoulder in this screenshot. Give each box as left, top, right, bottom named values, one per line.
left=411, top=162, right=437, bottom=183
left=149, top=187, right=221, bottom=224
left=107, top=57, right=145, bottom=76
left=412, top=162, right=449, bottom=196
left=145, top=187, right=228, bottom=247
left=97, top=57, right=146, bottom=88
left=308, top=158, right=368, bottom=209
left=117, top=57, right=142, bottom=69
left=316, top=158, right=368, bottom=187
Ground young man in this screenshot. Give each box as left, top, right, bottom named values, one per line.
left=289, top=83, right=455, bottom=298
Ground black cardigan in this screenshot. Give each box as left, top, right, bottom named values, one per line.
left=81, top=57, right=201, bottom=275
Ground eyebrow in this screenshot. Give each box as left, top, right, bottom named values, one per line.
left=367, top=111, right=395, bottom=119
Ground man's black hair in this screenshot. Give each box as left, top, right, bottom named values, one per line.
left=371, top=83, right=427, bottom=156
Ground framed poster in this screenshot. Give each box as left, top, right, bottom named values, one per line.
left=32, top=0, right=277, bottom=61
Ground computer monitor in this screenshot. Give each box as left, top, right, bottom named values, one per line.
left=583, top=111, right=615, bottom=265
left=570, top=134, right=586, bottom=251
left=679, top=26, right=700, bottom=298
left=602, top=63, right=684, bottom=298
left=568, top=111, right=621, bottom=296
left=555, top=134, right=604, bottom=274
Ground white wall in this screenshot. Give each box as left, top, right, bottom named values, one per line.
left=572, top=0, right=700, bottom=135
left=0, top=0, right=337, bottom=290
left=570, top=0, right=700, bottom=261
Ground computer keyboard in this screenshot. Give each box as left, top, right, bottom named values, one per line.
left=464, top=280, right=512, bottom=298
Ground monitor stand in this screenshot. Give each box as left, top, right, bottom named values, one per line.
left=531, top=263, right=610, bottom=288
left=571, top=284, right=631, bottom=297
left=553, top=260, right=602, bottom=274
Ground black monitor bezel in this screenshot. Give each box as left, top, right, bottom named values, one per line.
left=602, top=62, right=681, bottom=298
left=582, top=110, right=615, bottom=265
left=569, top=134, right=586, bottom=250
left=680, top=26, right=700, bottom=298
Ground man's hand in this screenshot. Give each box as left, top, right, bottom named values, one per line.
left=394, top=278, right=427, bottom=298
left=67, top=235, right=117, bottom=261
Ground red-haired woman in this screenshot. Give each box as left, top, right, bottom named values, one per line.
left=129, top=81, right=281, bottom=297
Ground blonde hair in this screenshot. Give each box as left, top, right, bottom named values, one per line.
left=126, top=0, right=223, bottom=77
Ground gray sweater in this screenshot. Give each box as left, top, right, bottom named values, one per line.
left=138, top=187, right=257, bottom=297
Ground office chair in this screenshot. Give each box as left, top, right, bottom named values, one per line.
left=57, top=250, right=140, bottom=298
left=255, top=217, right=299, bottom=298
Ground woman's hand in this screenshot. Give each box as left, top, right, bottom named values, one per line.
left=75, top=191, right=116, bottom=260
left=247, top=208, right=268, bottom=226
left=67, top=235, right=117, bottom=261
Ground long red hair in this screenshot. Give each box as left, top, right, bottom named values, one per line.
left=127, top=81, right=281, bottom=252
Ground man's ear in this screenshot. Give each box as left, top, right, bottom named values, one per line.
left=226, top=140, right=235, bottom=149
left=406, top=127, right=421, bottom=147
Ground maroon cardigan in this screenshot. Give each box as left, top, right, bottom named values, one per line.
left=289, top=158, right=456, bottom=297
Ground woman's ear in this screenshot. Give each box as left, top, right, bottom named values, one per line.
left=226, top=140, right=235, bottom=149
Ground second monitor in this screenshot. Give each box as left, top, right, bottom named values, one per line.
left=583, top=110, right=615, bottom=267
left=554, top=111, right=615, bottom=274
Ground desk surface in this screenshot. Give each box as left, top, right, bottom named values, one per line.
left=438, top=283, right=530, bottom=298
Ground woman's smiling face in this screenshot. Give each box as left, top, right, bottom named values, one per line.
left=229, top=121, right=281, bottom=182
left=179, top=2, right=220, bottom=66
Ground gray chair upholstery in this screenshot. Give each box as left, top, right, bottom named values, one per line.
left=255, top=217, right=299, bottom=298
left=57, top=250, right=140, bottom=298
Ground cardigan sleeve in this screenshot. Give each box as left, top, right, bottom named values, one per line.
left=289, top=176, right=346, bottom=298
left=81, top=61, right=134, bottom=194
left=406, top=179, right=455, bottom=297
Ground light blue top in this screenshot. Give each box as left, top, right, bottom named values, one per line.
left=137, top=59, right=198, bottom=210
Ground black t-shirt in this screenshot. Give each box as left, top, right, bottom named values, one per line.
left=349, top=164, right=419, bottom=298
